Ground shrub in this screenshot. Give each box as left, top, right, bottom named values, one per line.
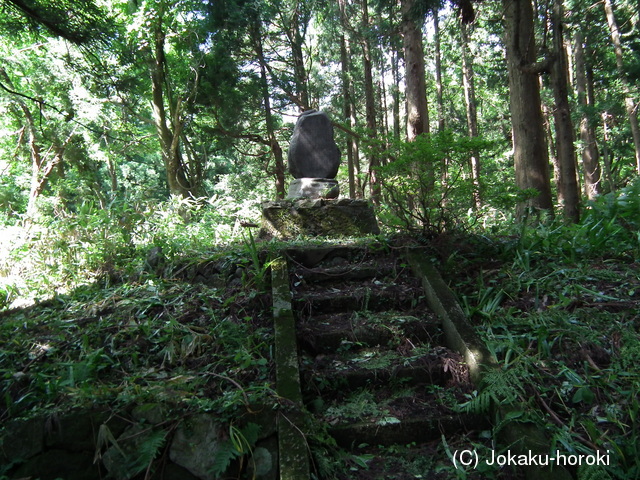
left=378, top=131, right=493, bottom=235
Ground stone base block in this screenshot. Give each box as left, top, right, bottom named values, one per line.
left=260, top=198, right=380, bottom=239
left=287, top=178, right=339, bottom=199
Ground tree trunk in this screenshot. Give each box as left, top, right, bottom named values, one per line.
left=401, top=0, right=429, bottom=141
left=460, top=21, right=481, bottom=209
left=574, top=31, right=601, bottom=199
left=281, top=0, right=311, bottom=110
left=361, top=0, right=380, bottom=202
left=604, top=0, right=640, bottom=174
left=149, top=23, right=192, bottom=198
left=340, top=34, right=357, bottom=198
left=103, top=136, right=119, bottom=196
left=434, top=10, right=445, bottom=134
left=253, top=24, right=286, bottom=199
left=391, top=49, right=402, bottom=139
left=601, top=113, right=616, bottom=192
left=0, top=67, right=69, bottom=217
left=21, top=107, right=44, bottom=217
left=503, top=0, right=554, bottom=217
left=550, top=0, right=580, bottom=222
left=338, top=0, right=361, bottom=198
left=400, top=0, right=433, bottom=221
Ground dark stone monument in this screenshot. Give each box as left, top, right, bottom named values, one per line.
left=288, top=109, right=340, bottom=179
left=287, top=109, right=340, bottom=200
left=260, top=110, right=380, bottom=239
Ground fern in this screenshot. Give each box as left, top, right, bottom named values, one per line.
left=238, top=422, right=261, bottom=448
left=130, top=428, right=167, bottom=473
left=456, top=390, right=492, bottom=414
left=211, top=440, right=239, bottom=476
left=457, top=367, right=526, bottom=414
left=577, top=464, right=612, bottom=480
left=210, top=422, right=262, bottom=476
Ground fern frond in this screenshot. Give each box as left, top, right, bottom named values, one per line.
left=456, top=390, right=492, bottom=414
left=577, top=464, right=611, bottom=480
left=210, top=422, right=261, bottom=477
left=211, top=440, right=240, bottom=476
left=134, top=429, right=167, bottom=469
left=241, top=422, right=261, bottom=447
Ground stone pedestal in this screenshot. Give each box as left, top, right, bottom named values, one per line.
left=260, top=198, right=380, bottom=239
left=287, top=178, right=339, bottom=199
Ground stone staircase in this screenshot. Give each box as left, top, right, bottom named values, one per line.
left=272, top=244, right=489, bottom=479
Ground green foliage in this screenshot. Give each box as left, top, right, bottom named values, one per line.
left=241, top=227, right=273, bottom=291
left=211, top=422, right=262, bottom=476
left=0, top=193, right=263, bottom=309
left=0, top=0, right=114, bottom=44
left=0, top=215, right=275, bottom=424
left=509, top=180, right=640, bottom=264
left=1, top=1, right=640, bottom=477
left=94, top=424, right=168, bottom=479
left=378, top=131, right=494, bottom=234
left=447, top=206, right=640, bottom=478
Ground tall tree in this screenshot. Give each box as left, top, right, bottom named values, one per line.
left=361, top=0, right=381, bottom=201
left=460, top=20, right=481, bottom=209
left=276, top=0, right=312, bottom=110
left=502, top=0, right=554, bottom=216
left=574, top=31, right=602, bottom=199
left=550, top=0, right=580, bottom=222
left=400, top=0, right=429, bottom=141
left=0, top=66, right=75, bottom=217
left=251, top=18, right=287, bottom=199
left=603, top=0, right=640, bottom=175
left=434, top=10, right=445, bottom=134
left=338, top=0, right=361, bottom=198
left=147, top=5, right=193, bottom=198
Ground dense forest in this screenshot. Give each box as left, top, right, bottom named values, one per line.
left=1, top=0, right=639, bottom=227
left=1, top=0, right=640, bottom=479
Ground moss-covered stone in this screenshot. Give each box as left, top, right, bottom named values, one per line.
left=405, top=248, right=573, bottom=480
left=260, top=199, right=380, bottom=239
left=270, top=256, right=310, bottom=480
left=405, top=247, right=497, bottom=383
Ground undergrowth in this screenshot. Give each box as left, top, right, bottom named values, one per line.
left=0, top=197, right=276, bottom=478
left=1, top=180, right=639, bottom=478
left=443, top=180, right=640, bottom=479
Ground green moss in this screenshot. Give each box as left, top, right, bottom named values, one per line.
left=260, top=199, right=380, bottom=239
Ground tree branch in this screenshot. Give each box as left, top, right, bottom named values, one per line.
left=0, top=71, right=128, bottom=142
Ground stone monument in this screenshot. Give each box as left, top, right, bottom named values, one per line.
left=287, top=109, right=340, bottom=199
left=260, top=110, right=380, bottom=239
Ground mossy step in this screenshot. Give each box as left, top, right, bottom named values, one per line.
left=297, top=311, right=441, bottom=354
left=328, top=413, right=487, bottom=447
left=285, top=245, right=386, bottom=269
left=290, top=261, right=397, bottom=284
left=334, top=443, right=460, bottom=480
left=292, top=282, right=422, bottom=315
left=301, top=346, right=467, bottom=390
left=308, top=383, right=484, bottom=448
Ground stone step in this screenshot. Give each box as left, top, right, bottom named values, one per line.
left=292, top=280, right=425, bottom=316
left=297, top=311, right=441, bottom=354
left=301, top=346, right=466, bottom=391
left=274, top=246, right=496, bottom=479
left=285, top=246, right=384, bottom=269
left=308, top=378, right=484, bottom=448
left=290, top=261, right=397, bottom=284
left=328, top=412, right=487, bottom=447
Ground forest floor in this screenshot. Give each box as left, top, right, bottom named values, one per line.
left=0, top=232, right=638, bottom=479
left=433, top=231, right=640, bottom=479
